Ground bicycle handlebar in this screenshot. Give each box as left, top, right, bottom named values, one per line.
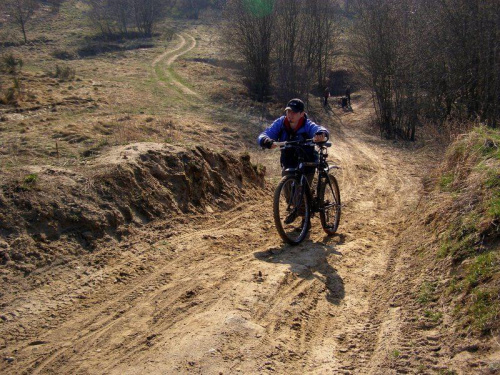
left=274, top=139, right=331, bottom=148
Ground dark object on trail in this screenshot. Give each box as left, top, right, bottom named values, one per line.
left=341, top=97, right=348, bottom=109
left=324, top=87, right=330, bottom=106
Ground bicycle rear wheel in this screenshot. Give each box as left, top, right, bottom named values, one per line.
left=319, top=175, right=341, bottom=235
left=273, top=175, right=311, bottom=245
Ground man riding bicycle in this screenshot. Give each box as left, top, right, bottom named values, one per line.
left=258, top=99, right=339, bottom=243
left=257, top=98, right=330, bottom=182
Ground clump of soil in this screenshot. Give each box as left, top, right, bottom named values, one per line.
left=0, top=143, right=265, bottom=273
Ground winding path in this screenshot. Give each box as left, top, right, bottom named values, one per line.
left=152, top=32, right=201, bottom=98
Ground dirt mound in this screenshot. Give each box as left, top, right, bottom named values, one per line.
left=0, top=143, right=265, bottom=273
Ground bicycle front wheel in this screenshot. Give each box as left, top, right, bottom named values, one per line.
left=273, top=175, right=311, bottom=245
left=319, top=175, right=341, bottom=235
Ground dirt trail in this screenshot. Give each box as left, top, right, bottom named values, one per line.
left=0, top=92, right=441, bottom=373
left=153, top=32, right=201, bottom=98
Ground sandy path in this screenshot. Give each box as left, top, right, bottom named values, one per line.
left=0, top=97, right=441, bottom=374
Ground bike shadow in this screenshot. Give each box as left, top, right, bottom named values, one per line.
left=254, top=234, right=345, bottom=305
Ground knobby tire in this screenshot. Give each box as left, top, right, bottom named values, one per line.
left=319, top=175, right=341, bottom=235
left=273, top=175, right=311, bottom=245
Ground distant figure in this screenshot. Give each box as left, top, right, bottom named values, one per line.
left=323, top=87, right=330, bottom=106
left=341, top=96, right=348, bottom=109
left=345, top=85, right=351, bottom=106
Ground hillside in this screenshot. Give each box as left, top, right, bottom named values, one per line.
left=1, top=2, right=499, bottom=374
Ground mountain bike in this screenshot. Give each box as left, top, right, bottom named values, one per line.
left=273, top=139, right=341, bottom=245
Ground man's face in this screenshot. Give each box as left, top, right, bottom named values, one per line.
left=286, top=110, right=304, bottom=125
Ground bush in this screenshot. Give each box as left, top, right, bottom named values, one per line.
left=51, top=49, right=76, bottom=60
left=0, top=78, right=21, bottom=105
left=1, top=54, right=23, bottom=74
left=51, top=65, right=76, bottom=81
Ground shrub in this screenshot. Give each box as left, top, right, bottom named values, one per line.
left=1, top=54, right=23, bottom=74
left=51, top=65, right=76, bottom=81
left=24, top=173, right=38, bottom=184
left=0, top=78, right=21, bottom=105
left=51, top=49, right=76, bottom=60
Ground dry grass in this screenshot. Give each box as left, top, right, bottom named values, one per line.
left=0, top=6, right=250, bottom=172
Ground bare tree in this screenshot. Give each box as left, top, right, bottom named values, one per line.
left=133, top=0, right=175, bottom=37
left=178, top=0, right=210, bottom=19
left=223, top=0, right=275, bottom=101
left=46, top=0, right=64, bottom=13
left=301, top=0, right=338, bottom=89
left=351, top=0, right=398, bottom=138
left=86, top=0, right=176, bottom=38
left=351, top=0, right=426, bottom=140
left=4, top=0, right=39, bottom=43
left=421, top=0, right=500, bottom=127
left=112, top=0, right=133, bottom=35
left=272, top=0, right=338, bottom=101
left=273, top=0, right=305, bottom=100
left=351, top=0, right=500, bottom=139
left=87, top=0, right=116, bottom=36
left=223, top=0, right=338, bottom=103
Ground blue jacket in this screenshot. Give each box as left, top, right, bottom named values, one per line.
left=258, top=115, right=328, bottom=147
left=258, top=115, right=329, bottom=170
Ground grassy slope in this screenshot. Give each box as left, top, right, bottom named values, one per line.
left=423, top=126, right=499, bottom=336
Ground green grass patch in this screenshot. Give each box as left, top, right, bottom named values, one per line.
left=167, top=64, right=195, bottom=89
left=465, top=251, right=498, bottom=289
left=24, top=173, right=38, bottom=184
left=439, top=173, right=454, bottom=191
left=475, top=132, right=500, bottom=160
left=437, top=370, right=457, bottom=375
left=424, top=309, right=443, bottom=322
left=487, top=193, right=500, bottom=218
left=484, top=169, right=500, bottom=188
left=390, top=349, right=400, bottom=359
left=418, top=280, right=437, bottom=304
left=438, top=223, right=478, bottom=260
left=19, top=173, right=39, bottom=191
left=469, top=288, right=500, bottom=334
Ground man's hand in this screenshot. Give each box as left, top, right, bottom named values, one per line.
left=261, top=136, right=274, bottom=149
left=313, top=132, right=327, bottom=143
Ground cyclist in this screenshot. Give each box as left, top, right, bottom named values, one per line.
left=258, top=98, right=330, bottom=181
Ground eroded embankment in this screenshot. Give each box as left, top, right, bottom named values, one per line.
left=0, top=143, right=265, bottom=273
left=363, top=127, right=500, bottom=373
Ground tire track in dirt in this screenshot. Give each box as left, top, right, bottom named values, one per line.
left=152, top=32, right=201, bottom=99
left=4, top=201, right=275, bottom=374
left=266, top=100, right=426, bottom=373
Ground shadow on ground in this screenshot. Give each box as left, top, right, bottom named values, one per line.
left=254, top=234, right=345, bottom=305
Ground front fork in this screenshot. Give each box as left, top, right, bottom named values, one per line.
left=300, top=173, right=320, bottom=215
left=311, top=172, right=329, bottom=214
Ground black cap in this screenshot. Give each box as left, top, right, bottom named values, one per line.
left=285, top=98, right=305, bottom=113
